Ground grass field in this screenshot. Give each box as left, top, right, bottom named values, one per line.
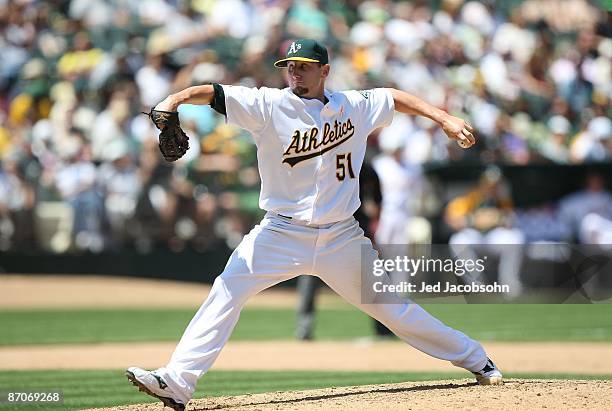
left=2, top=301, right=611, bottom=410
left=0, top=369, right=610, bottom=411
left=1, top=304, right=611, bottom=346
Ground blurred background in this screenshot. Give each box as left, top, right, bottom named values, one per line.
left=0, top=0, right=611, bottom=288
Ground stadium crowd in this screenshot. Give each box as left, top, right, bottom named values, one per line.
left=0, top=0, right=610, bottom=254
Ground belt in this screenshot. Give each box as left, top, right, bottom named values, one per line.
left=269, top=212, right=338, bottom=229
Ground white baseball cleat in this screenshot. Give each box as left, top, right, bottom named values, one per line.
left=472, top=357, right=503, bottom=385
left=126, top=367, right=186, bottom=410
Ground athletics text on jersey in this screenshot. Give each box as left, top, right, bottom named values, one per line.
left=282, top=118, right=355, bottom=166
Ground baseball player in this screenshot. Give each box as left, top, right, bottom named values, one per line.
left=127, top=39, right=502, bottom=411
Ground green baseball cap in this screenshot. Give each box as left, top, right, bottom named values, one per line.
left=274, top=39, right=329, bottom=68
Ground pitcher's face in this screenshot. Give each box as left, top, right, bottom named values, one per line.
left=286, top=61, right=329, bottom=97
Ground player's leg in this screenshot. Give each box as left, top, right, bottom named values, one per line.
left=136, top=215, right=313, bottom=404
left=315, top=218, right=489, bottom=373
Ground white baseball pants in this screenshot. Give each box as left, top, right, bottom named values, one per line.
left=157, top=212, right=487, bottom=402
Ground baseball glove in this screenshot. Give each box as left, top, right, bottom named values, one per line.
left=144, top=109, right=190, bottom=162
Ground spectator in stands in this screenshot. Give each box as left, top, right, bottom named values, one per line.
left=135, top=51, right=173, bottom=109
left=54, top=135, right=105, bottom=252
left=98, top=139, right=142, bottom=249
left=90, top=94, right=132, bottom=162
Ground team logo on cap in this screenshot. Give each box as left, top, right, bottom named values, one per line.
left=288, top=42, right=302, bottom=55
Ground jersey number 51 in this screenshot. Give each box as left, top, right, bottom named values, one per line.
left=336, top=153, right=356, bottom=181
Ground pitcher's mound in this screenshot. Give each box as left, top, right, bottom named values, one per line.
left=92, top=379, right=611, bottom=410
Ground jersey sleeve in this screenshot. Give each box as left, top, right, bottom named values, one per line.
left=219, top=85, right=272, bottom=133
left=352, top=88, right=395, bottom=133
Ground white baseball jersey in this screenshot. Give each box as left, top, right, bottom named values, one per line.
left=220, top=85, right=395, bottom=224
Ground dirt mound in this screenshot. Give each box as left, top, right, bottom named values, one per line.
left=87, top=379, right=612, bottom=410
